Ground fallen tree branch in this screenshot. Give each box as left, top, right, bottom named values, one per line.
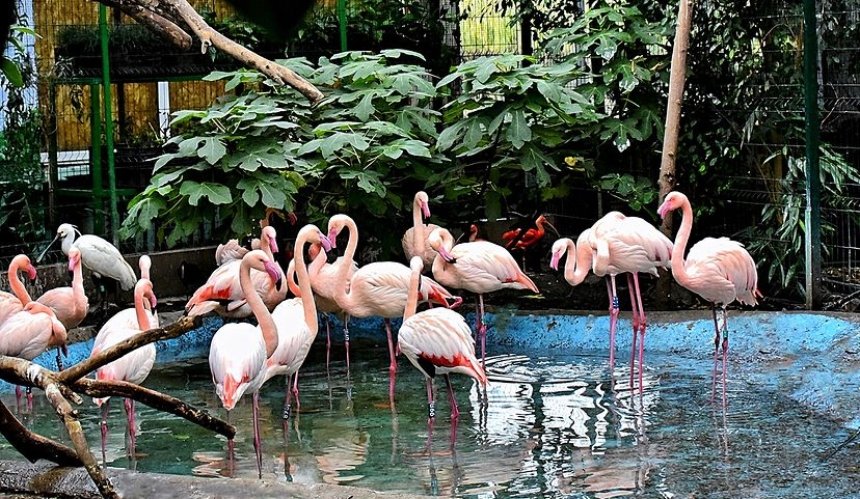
left=115, top=1, right=192, bottom=49
left=57, top=315, right=201, bottom=384
left=74, top=378, right=235, bottom=439
left=44, top=383, right=117, bottom=499
left=0, top=399, right=82, bottom=466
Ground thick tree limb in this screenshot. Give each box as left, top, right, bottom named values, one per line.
left=110, top=0, right=193, bottom=49
left=74, top=378, right=235, bottom=439
left=57, top=315, right=200, bottom=384
left=0, top=400, right=82, bottom=466
left=44, top=383, right=118, bottom=499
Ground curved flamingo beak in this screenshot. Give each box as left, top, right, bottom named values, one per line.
left=68, top=255, right=79, bottom=273
left=27, top=264, right=37, bottom=280
left=421, top=201, right=431, bottom=219
left=438, top=246, right=456, bottom=263
left=319, top=233, right=333, bottom=252
left=149, top=292, right=158, bottom=311
left=327, top=228, right=339, bottom=248
left=550, top=252, right=561, bottom=271
left=264, top=261, right=283, bottom=289
left=269, top=235, right=279, bottom=256
left=657, top=202, right=670, bottom=219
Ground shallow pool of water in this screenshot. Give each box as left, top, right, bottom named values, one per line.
left=2, top=341, right=858, bottom=498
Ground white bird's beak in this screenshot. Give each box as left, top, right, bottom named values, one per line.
left=37, top=233, right=61, bottom=263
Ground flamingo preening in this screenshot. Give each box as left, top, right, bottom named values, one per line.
left=0, top=254, right=37, bottom=326
left=427, top=227, right=539, bottom=365
left=550, top=212, right=672, bottom=388
left=0, top=301, right=68, bottom=407
left=91, top=278, right=158, bottom=460
left=398, top=256, right=487, bottom=421
left=261, top=224, right=331, bottom=419
left=658, top=191, right=761, bottom=405
left=402, top=191, right=441, bottom=269
left=208, top=250, right=283, bottom=478
left=186, top=226, right=287, bottom=318
left=327, top=214, right=461, bottom=406
left=38, top=224, right=137, bottom=290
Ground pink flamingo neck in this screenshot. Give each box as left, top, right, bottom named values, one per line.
left=133, top=281, right=152, bottom=331
left=412, top=196, right=426, bottom=257
left=240, top=255, right=278, bottom=358
left=404, top=260, right=421, bottom=321
left=293, top=227, right=319, bottom=334
left=8, top=255, right=32, bottom=304
left=334, top=216, right=359, bottom=311
left=566, top=234, right=593, bottom=286
left=286, top=259, right=301, bottom=297
left=669, top=197, right=694, bottom=287
left=71, top=256, right=86, bottom=315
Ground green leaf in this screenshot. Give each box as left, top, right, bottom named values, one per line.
left=353, top=93, right=376, bottom=121
left=198, top=137, right=227, bottom=165
left=258, top=181, right=287, bottom=209
left=506, top=110, right=532, bottom=149
left=179, top=181, right=233, bottom=206
left=0, top=57, right=24, bottom=88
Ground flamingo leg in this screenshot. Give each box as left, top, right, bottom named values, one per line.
left=607, top=276, right=620, bottom=371
left=55, top=348, right=64, bottom=371
left=627, top=274, right=639, bottom=386
left=226, top=411, right=235, bottom=476
left=343, top=314, right=351, bottom=372
left=26, top=387, right=33, bottom=413
left=711, top=307, right=722, bottom=403
left=282, top=375, right=293, bottom=420
left=721, top=307, right=729, bottom=409
left=444, top=375, right=459, bottom=420
left=15, top=386, right=22, bottom=412
left=325, top=314, right=331, bottom=372
left=291, top=371, right=301, bottom=414
left=478, top=294, right=487, bottom=367
left=100, top=400, right=110, bottom=464
left=426, top=377, right=436, bottom=422
left=632, top=273, right=646, bottom=392
left=123, top=398, right=136, bottom=457
left=252, top=391, right=263, bottom=479
left=385, top=319, right=397, bottom=406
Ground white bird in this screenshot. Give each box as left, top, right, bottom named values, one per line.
left=38, top=223, right=136, bottom=290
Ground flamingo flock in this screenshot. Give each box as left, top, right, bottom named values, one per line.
left=0, top=188, right=760, bottom=477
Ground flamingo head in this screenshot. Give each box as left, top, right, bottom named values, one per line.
left=658, top=191, right=687, bottom=219
left=469, top=224, right=479, bottom=241
left=427, top=228, right=456, bottom=263
left=244, top=250, right=282, bottom=289
left=549, top=238, right=572, bottom=271
left=216, top=374, right=245, bottom=411
left=68, top=247, right=82, bottom=272
left=13, top=254, right=37, bottom=280
left=261, top=226, right=279, bottom=256
left=326, top=214, right=352, bottom=249
left=416, top=191, right=431, bottom=219
left=135, top=279, right=158, bottom=312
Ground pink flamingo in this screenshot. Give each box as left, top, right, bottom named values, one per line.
left=550, top=212, right=672, bottom=387
left=658, top=191, right=761, bottom=404
left=398, top=257, right=488, bottom=421
left=287, top=241, right=356, bottom=370
left=91, top=278, right=158, bottom=460
left=0, top=254, right=37, bottom=326
left=402, top=191, right=440, bottom=268
left=427, top=227, right=539, bottom=365
left=186, top=226, right=287, bottom=318
left=263, top=225, right=331, bottom=419
left=98, top=256, right=159, bottom=333
left=36, top=247, right=89, bottom=331
left=0, top=301, right=68, bottom=407
left=327, top=214, right=462, bottom=405
left=209, top=250, right=282, bottom=478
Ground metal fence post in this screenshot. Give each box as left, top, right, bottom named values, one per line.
left=99, top=4, right=119, bottom=246
left=337, top=0, right=348, bottom=52
left=803, top=0, right=822, bottom=309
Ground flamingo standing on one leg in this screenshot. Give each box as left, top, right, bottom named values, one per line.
left=427, top=228, right=539, bottom=366
left=186, top=226, right=287, bottom=318
left=263, top=225, right=331, bottom=419
left=327, top=214, right=462, bottom=406
left=398, top=256, right=488, bottom=422
left=36, top=247, right=89, bottom=331
left=658, top=191, right=761, bottom=406
left=0, top=301, right=68, bottom=409
left=209, top=250, right=282, bottom=478
left=91, top=278, right=158, bottom=460
left=550, top=212, right=672, bottom=388
left=402, top=191, right=441, bottom=268
left=0, top=254, right=37, bottom=326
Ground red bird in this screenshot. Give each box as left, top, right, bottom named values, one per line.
left=502, top=214, right=557, bottom=251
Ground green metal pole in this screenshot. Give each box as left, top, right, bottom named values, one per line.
left=99, top=4, right=119, bottom=245
left=89, top=84, right=104, bottom=235
left=337, top=0, right=348, bottom=52
left=803, top=0, right=822, bottom=309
